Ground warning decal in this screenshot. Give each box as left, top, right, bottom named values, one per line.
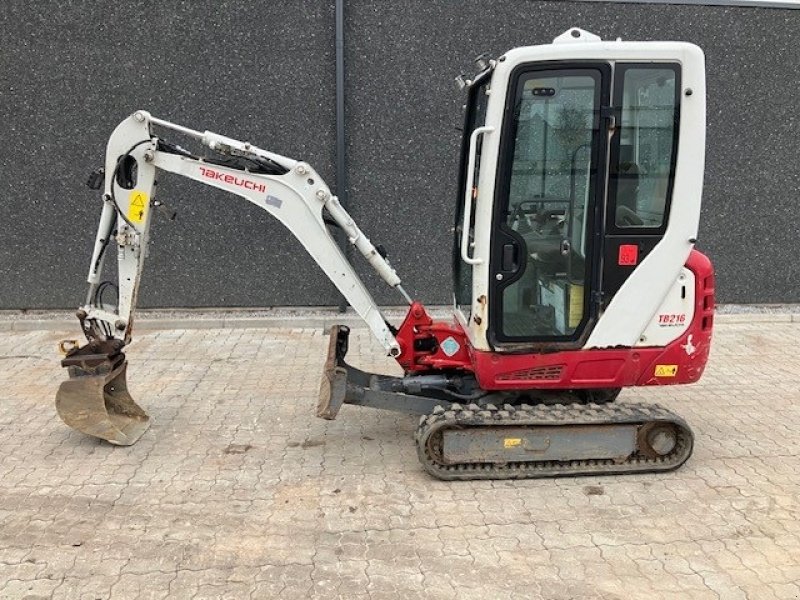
left=654, top=364, right=678, bottom=377
left=127, top=190, right=148, bottom=224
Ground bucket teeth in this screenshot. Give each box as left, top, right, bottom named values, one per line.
left=56, top=347, right=149, bottom=445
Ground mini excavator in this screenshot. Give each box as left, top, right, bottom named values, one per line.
left=57, top=29, right=714, bottom=480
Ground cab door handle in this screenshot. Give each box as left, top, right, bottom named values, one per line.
left=502, top=242, right=519, bottom=271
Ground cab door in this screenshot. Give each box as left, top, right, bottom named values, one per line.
left=488, top=64, right=611, bottom=348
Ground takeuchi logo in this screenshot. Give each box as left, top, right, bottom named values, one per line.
left=199, top=166, right=266, bottom=193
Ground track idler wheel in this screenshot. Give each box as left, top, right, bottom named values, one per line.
left=637, top=422, right=678, bottom=459
left=56, top=341, right=149, bottom=445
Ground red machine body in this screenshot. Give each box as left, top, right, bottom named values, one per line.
left=394, top=250, right=714, bottom=391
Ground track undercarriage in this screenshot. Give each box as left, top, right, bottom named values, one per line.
left=319, top=325, right=693, bottom=481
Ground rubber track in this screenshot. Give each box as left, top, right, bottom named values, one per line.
left=414, top=402, right=693, bottom=481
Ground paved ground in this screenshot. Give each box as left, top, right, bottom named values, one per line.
left=1, top=321, right=799, bottom=599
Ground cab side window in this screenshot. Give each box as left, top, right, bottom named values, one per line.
left=453, top=80, right=490, bottom=314
left=610, top=66, right=680, bottom=229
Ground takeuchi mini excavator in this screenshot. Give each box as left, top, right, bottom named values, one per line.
left=57, top=28, right=714, bottom=480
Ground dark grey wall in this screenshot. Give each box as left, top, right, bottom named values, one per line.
left=1, top=1, right=339, bottom=308
left=1, top=1, right=798, bottom=309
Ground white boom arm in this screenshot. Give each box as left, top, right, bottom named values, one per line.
left=81, top=111, right=406, bottom=356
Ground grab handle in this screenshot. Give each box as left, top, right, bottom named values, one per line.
left=460, top=126, right=493, bottom=265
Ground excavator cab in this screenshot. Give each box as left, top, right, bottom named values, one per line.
left=454, top=28, right=707, bottom=357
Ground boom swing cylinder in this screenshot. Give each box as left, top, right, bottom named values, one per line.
left=57, top=28, right=714, bottom=481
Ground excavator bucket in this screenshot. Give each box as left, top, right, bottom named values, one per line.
left=56, top=343, right=149, bottom=445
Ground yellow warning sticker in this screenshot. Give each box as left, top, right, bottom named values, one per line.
left=655, top=364, right=678, bottom=377
left=127, top=190, right=148, bottom=224
left=504, top=438, right=522, bottom=448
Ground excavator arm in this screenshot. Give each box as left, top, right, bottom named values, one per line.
left=81, top=110, right=407, bottom=354
left=57, top=110, right=408, bottom=444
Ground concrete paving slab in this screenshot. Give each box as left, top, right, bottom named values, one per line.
left=0, top=321, right=798, bottom=598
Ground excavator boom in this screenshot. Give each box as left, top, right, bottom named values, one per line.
left=58, top=110, right=408, bottom=444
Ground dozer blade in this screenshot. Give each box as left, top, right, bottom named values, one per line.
left=317, top=325, right=350, bottom=420
left=56, top=343, right=149, bottom=445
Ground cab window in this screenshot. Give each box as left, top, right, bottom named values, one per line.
left=610, top=65, right=680, bottom=229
